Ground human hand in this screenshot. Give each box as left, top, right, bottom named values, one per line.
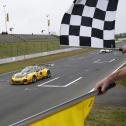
left=95, top=79, right=116, bottom=95
left=119, top=45, right=126, bottom=53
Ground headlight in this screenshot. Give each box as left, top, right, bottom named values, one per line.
left=24, top=75, right=27, bottom=78
left=24, top=74, right=29, bottom=78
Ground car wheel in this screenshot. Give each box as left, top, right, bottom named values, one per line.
left=32, top=76, right=37, bottom=83
left=47, top=70, right=51, bottom=78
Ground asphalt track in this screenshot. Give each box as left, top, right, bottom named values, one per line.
left=0, top=45, right=126, bottom=125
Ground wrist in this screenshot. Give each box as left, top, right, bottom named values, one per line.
left=106, top=73, right=116, bottom=83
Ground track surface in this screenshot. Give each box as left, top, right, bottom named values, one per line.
left=0, top=45, right=126, bottom=125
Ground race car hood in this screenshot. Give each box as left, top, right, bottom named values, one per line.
left=14, top=72, right=27, bottom=78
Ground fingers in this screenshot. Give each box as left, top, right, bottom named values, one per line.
left=95, top=82, right=106, bottom=95
left=119, top=47, right=124, bottom=53
left=95, top=82, right=116, bottom=95
left=119, top=48, right=123, bottom=52
left=119, top=46, right=126, bottom=53
left=97, top=84, right=107, bottom=95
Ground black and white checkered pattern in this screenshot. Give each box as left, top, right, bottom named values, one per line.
left=60, top=0, right=119, bottom=48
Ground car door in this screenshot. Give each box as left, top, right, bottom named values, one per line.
left=36, top=67, right=44, bottom=79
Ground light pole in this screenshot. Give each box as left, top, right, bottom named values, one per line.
left=3, top=5, right=8, bottom=33
left=46, top=14, right=50, bottom=35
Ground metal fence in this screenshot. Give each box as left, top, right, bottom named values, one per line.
left=0, top=34, right=60, bottom=58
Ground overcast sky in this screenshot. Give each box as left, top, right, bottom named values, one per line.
left=0, top=0, right=125, bottom=35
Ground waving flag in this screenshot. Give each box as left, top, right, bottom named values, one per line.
left=60, top=0, right=119, bottom=48
left=14, top=92, right=96, bottom=126
left=29, top=96, right=95, bottom=126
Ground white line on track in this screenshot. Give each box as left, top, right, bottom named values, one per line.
left=93, top=59, right=116, bottom=64
left=42, top=85, right=65, bottom=88
left=64, top=77, right=82, bottom=87
left=42, top=77, right=83, bottom=88
left=37, top=77, right=60, bottom=87
left=109, top=59, right=116, bottom=63
left=93, top=59, right=101, bottom=63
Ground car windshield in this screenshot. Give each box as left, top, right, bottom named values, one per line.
left=21, top=66, right=35, bottom=73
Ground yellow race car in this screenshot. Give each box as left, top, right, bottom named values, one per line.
left=11, top=64, right=51, bottom=85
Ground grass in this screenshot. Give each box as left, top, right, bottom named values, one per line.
left=87, top=67, right=126, bottom=126
left=0, top=48, right=95, bottom=74
left=86, top=106, right=126, bottom=126
left=117, top=74, right=126, bottom=86
left=0, top=41, right=60, bottom=58
left=86, top=63, right=126, bottom=126
left=0, top=40, right=125, bottom=126
left=119, top=80, right=126, bottom=86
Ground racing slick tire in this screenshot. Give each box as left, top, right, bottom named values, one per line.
left=47, top=70, right=51, bottom=78
left=32, top=76, right=37, bottom=83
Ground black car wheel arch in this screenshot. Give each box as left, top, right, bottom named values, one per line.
left=32, top=75, right=37, bottom=83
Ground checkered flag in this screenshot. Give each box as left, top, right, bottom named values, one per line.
left=60, top=0, right=119, bottom=48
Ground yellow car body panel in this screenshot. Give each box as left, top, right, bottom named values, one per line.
left=11, top=66, right=51, bottom=85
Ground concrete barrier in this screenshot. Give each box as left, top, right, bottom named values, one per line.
left=0, top=48, right=80, bottom=64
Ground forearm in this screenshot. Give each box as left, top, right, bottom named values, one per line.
left=106, top=67, right=126, bottom=83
